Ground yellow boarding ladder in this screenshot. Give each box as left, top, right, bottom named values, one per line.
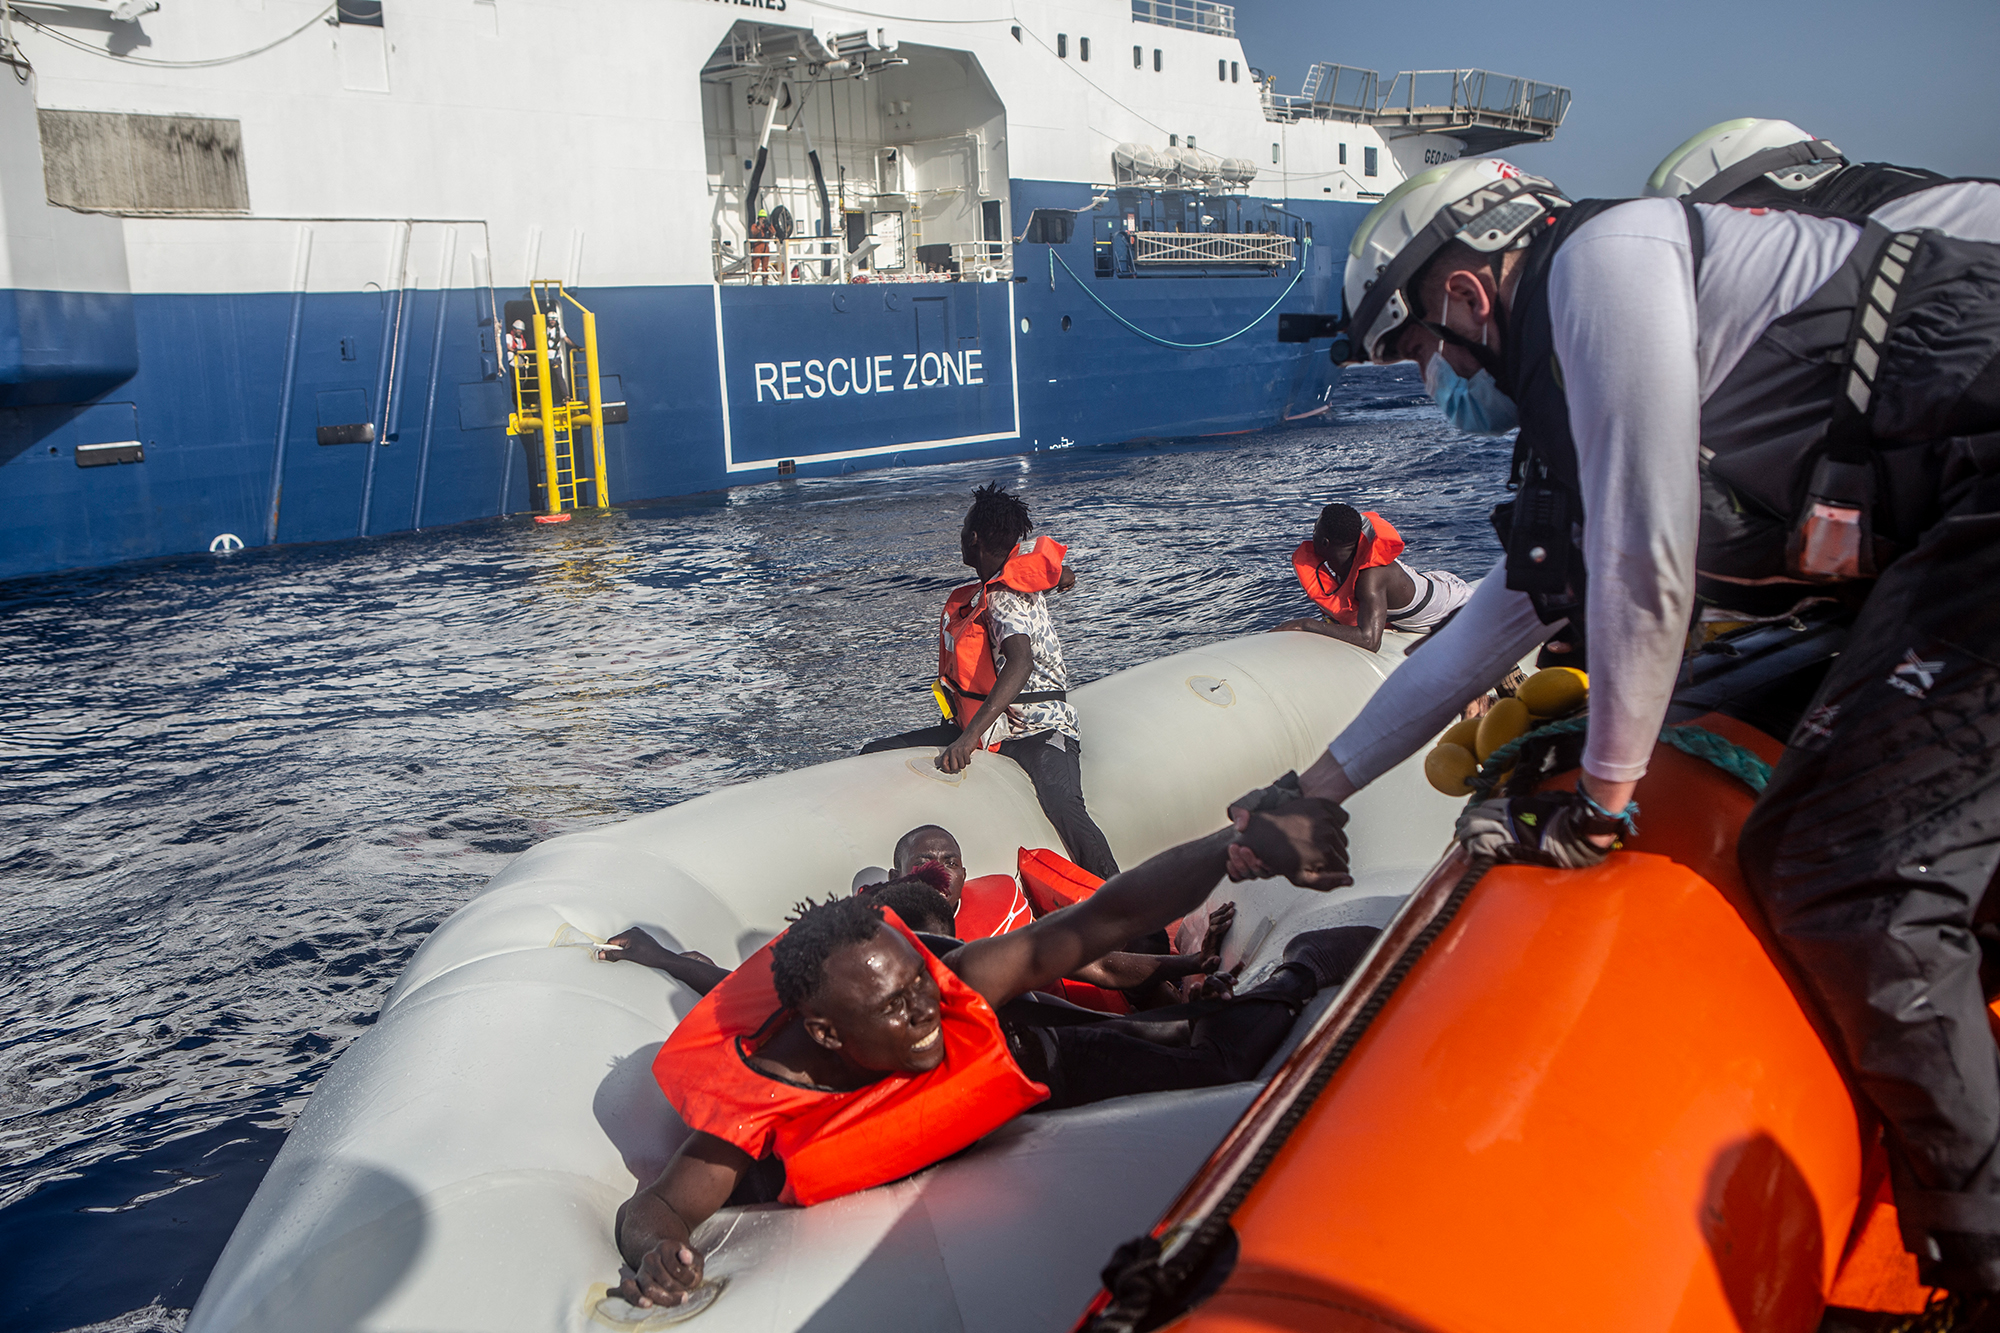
left=506, top=280, right=612, bottom=516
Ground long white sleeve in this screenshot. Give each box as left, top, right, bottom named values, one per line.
left=1546, top=205, right=1701, bottom=782
left=1327, top=559, right=1554, bottom=787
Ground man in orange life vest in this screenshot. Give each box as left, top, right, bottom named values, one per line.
left=611, top=800, right=1363, bottom=1310
left=884, top=822, right=1233, bottom=1005
left=861, top=483, right=1119, bottom=880
left=1276, top=503, right=1472, bottom=653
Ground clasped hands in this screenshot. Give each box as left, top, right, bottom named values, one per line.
left=1225, top=770, right=1353, bottom=891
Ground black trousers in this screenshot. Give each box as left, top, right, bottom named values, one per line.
left=861, top=723, right=1120, bottom=880
left=1007, top=965, right=1321, bottom=1111
left=1740, top=501, right=2000, bottom=1289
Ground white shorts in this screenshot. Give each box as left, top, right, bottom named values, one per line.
left=1387, top=566, right=1471, bottom=633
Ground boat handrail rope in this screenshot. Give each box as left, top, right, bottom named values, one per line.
left=1047, top=238, right=1311, bottom=350
left=1466, top=716, right=1774, bottom=803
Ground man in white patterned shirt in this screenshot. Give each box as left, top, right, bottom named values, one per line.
left=862, top=484, right=1120, bottom=880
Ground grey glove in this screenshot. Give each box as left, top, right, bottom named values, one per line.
left=1454, top=789, right=1627, bottom=869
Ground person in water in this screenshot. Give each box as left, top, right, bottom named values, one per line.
left=611, top=804, right=1357, bottom=1309
left=861, top=484, right=1119, bottom=880
left=1275, top=503, right=1471, bottom=653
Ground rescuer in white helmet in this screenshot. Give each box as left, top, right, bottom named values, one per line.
left=1644, top=116, right=2000, bottom=243
left=1231, top=156, right=2000, bottom=1308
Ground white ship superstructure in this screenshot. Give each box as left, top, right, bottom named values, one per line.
left=0, top=0, right=1566, bottom=579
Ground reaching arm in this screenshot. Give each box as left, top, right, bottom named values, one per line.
left=613, top=1132, right=752, bottom=1307
left=598, top=928, right=732, bottom=996
left=947, top=831, right=1235, bottom=1007
left=938, top=632, right=1032, bottom=774
left=1276, top=566, right=1399, bottom=652
left=1547, top=207, right=1700, bottom=801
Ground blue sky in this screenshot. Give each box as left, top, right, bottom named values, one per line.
left=1230, top=0, right=2000, bottom=197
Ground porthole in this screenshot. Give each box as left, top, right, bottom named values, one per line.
left=1020, top=317, right=1031, bottom=333
left=1061, top=315, right=1072, bottom=331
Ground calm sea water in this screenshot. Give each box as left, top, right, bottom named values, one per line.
left=0, top=365, right=1508, bottom=1332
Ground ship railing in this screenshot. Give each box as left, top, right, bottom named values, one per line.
left=714, top=236, right=1013, bottom=284
left=1374, top=68, right=1572, bottom=138
left=1131, top=231, right=1296, bottom=267
left=1130, top=0, right=1235, bottom=38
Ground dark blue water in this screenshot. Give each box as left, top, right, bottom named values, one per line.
left=0, top=365, right=1505, bottom=1332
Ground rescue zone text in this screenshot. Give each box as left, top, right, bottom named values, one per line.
left=753, top=349, right=986, bottom=402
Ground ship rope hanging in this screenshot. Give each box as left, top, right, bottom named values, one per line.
left=1048, top=239, right=1312, bottom=350
left=13, top=5, right=336, bottom=69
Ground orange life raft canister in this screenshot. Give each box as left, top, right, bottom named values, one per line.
left=939, top=535, right=1067, bottom=744
left=1291, top=512, right=1405, bottom=625
left=653, top=907, right=1048, bottom=1207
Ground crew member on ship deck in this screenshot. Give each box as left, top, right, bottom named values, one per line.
left=610, top=805, right=1359, bottom=1310
left=862, top=484, right=1120, bottom=881
left=1276, top=502, right=1471, bottom=652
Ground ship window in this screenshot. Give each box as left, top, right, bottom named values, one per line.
left=1057, top=33, right=1067, bottom=58
left=1153, top=48, right=1161, bottom=72
left=38, top=109, right=249, bottom=213
left=1080, top=37, right=1090, bottom=61
left=1012, top=25, right=1021, bottom=40
left=1217, top=58, right=1225, bottom=81
left=1365, top=146, right=1378, bottom=177
left=336, top=0, right=383, bottom=24
left=1271, top=142, right=1279, bottom=163
left=1338, top=143, right=1347, bottom=165
left=1231, top=61, right=1239, bottom=83
left=1169, top=134, right=1178, bottom=147
left=1133, top=45, right=1142, bottom=67
left=1186, top=136, right=1195, bottom=148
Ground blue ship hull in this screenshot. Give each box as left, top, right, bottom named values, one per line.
left=0, top=187, right=1363, bottom=582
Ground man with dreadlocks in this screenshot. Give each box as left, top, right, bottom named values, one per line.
left=861, top=482, right=1118, bottom=881
left=611, top=799, right=1358, bottom=1310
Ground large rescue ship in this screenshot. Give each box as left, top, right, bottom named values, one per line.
left=0, top=0, right=1566, bottom=581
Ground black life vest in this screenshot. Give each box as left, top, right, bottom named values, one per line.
left=1495, top=201, right=2000, bottom=632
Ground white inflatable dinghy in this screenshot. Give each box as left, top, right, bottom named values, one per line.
left=186, top=631, right=1462, bottom=1333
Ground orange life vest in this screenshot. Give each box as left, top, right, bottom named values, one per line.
left=955, top=872, right=1033, bottom=940
left=653, top=908, right=1049, bottom=1207
left=938, top=535, right=1068, bottom=746
left=1291, top=512, right=1406, bottom=626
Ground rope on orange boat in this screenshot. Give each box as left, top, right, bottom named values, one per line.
left=1467, top=718, right=1773, bottom=803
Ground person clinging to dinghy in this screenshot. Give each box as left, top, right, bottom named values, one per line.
left=610, top=805, right=1356, bottom=1310
left=1235, top=156, right=2000, bottom=1303
left=1275, top=502, right=1471, bottom=652
left=861, top=483, right=1119, bottom=881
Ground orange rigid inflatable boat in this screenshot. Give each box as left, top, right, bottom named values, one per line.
left=1081, top=711, right=1948, bottom=1333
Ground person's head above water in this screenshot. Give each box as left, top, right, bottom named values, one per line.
left=960, top=482, right=1033, bottom=574
left=857, top=872, right=956, bottom=936
left=893, top=824, right=966, bottom=910
left=769, top=896, right=945, bottom=1076
left=1312, top=503, right=1366, bottom=578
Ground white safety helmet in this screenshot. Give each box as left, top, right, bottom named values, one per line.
left=1643, top=117, right=1847, bottom=203
left=1341, top=158, right=1568, bottom=365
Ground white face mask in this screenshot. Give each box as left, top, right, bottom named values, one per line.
left=1422, top=294, right=1520, bottom=435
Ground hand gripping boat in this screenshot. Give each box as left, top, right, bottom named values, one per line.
left=1079, top=612, right=1947, bottom=1333
left=185, top=630, right=1461, bottom=1333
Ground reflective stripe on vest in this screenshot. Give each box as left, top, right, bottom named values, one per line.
left=1290, top=513, right=1406, bottom=625
left=653, top=907, right=1049, bottom=1207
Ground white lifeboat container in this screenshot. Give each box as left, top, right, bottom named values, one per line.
left=187, top=631, right=1460, bottom=1333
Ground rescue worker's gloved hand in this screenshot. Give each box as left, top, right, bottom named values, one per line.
left=1226, top=772, right=1353, bottom=891
left=1454, top=789, right=1624, bottom=868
